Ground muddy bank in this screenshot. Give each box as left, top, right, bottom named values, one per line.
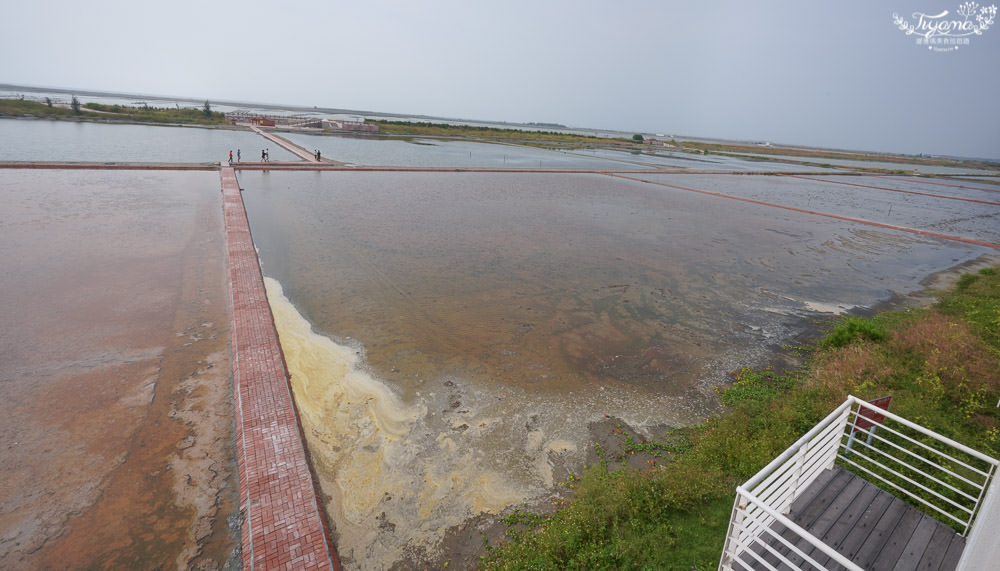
left=0, top=170, right=238, bottom=569
left=391, top=254, right=1000, bottom=569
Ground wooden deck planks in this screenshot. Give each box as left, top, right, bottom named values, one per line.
left=850, top=493, right=910, bottom=567
left=740, top=466, right=965, bottom=570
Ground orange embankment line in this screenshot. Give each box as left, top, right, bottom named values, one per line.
left=0, top=162, right=218, bottom=170
left=881, top=175, right=1000, bottom=193
left=604, top=172, right=1000, bottom=251
left=785, top=175, right=1000, bottom=207
left=220, top=167, right=340, bottom=570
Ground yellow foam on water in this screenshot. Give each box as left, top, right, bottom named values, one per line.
left=263, top=277, right=532, bottom=564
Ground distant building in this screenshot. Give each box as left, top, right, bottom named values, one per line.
left=323, top=119, right=378, bottom=132
left=225, top=112, right=277, bottom=126
left=224, top=112, right=360, bottom=131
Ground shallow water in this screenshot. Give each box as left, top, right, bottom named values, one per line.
left=0, top=117, right=298, bottom=163
left=0, top=169, right=236, bottom=569
left=630, top=173, right=1000, bottom=245
left=573, top=147, right=833, bottom=172
left=735, top=151, right=999, bottom=175
left=282, top=131, right=649, bottom=169
left=239, top=169, right=994, bottom=566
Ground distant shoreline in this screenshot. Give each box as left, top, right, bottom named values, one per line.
left=4, top=83, right=999, bottom=165
left=2, top=96, right=999, bottom=176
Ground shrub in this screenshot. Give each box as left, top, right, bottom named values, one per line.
left=956, top=272, right=979, bottom=290
left=721, top=368, right=797, bottom=407
left=821, top=316, right=888, bottom=348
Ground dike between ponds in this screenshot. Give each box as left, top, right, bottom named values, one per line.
left=221, top=166, right=340, bottom=570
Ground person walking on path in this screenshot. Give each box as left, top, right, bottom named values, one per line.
left=261, top=149, right=266, bottom=162
left=228, top=150, right=233, bottom=165
left=237, top=149, right=241, bottom=162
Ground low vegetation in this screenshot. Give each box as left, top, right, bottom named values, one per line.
left=686, top=141, right=1000, bottom=172
left=0, top=98, right=85, bottom=119
left=83, top=102, right=226, bottom=124
left=481, top=266, right=1000, bottom=569
left=370, top=119, right=633, bottom=146
left=0, top=98, right=225, bottom=125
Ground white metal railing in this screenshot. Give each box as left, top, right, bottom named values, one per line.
left=838, top=397, right=997, bottom=536
left=719, top=395, right=999, bottom=571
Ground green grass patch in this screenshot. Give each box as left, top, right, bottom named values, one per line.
left=483, top=265, right=1000, bottom=568
left=820, top=315, right=889, bottom=348
left=84, top=102, right=226, bottom=125
left=939, top=267, right=1000, bottom=350
left=0, top=98, right=88, bottom=118
left=720, top=367, right=799, bottom=407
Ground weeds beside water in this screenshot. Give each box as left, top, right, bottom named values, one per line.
left=481, top=267, right=1000, bottom=569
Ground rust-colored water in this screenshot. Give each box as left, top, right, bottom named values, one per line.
left=0, top=170, right=237, bottom=569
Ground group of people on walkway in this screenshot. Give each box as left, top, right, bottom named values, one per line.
left=229, top=146, right=336, bottom=164
left=227, top=148, right=271, bottom=164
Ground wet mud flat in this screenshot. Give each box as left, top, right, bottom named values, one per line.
left=241, top=170, right=998, bottom=568
left=0, top=170, right=238, bottom=569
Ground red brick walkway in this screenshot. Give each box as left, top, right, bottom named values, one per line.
left=220, top=167, right=339, bottom=570
left=248, top=125, right=321, bottom=163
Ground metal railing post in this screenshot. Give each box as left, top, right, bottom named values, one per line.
left=718, top=492, right=744, bottom=571
left=790, top=442, right=805, bottom=513
left=965, top=462, right=998, bottom=536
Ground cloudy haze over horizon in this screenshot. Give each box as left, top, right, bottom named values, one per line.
left=2, top=1, right=998, bottom=159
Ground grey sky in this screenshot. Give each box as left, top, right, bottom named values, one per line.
left=2, top=1, right=998, bottom=159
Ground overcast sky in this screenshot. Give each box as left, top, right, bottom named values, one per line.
left=2, top=1, right=998, bottom=159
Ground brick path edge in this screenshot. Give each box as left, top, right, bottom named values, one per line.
left=220, top=167, right=341, bottom=570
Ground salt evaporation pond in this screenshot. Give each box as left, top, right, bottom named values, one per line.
left=283, top=131, right=650, bottom=169
left=0, top=117, right=299, bottom=163
left=569, top=147, right=835, bottom=172
left=238, top=169, right=996, bottom=566
left=629, top=173, right=1000, bottom=246
left=734, top=151, right=1000, bottom=175
left=0, top=169, right=237, bottom=568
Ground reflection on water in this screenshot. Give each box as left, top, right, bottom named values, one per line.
left=571, top=147, right=831, bottom=172
left=241, top=170, right=994, bottom=566
left=737, top=152, right=1000, bottom=175
left=631, top=173, right=1000, bottom=245
left=0, top=169, right=235, bottom=568
left=283, top=131, right=651, bottom=169
left=0, top=117, right=299, bottom=163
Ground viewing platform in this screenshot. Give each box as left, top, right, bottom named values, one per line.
left=720, top=396, right=999, bottom=571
